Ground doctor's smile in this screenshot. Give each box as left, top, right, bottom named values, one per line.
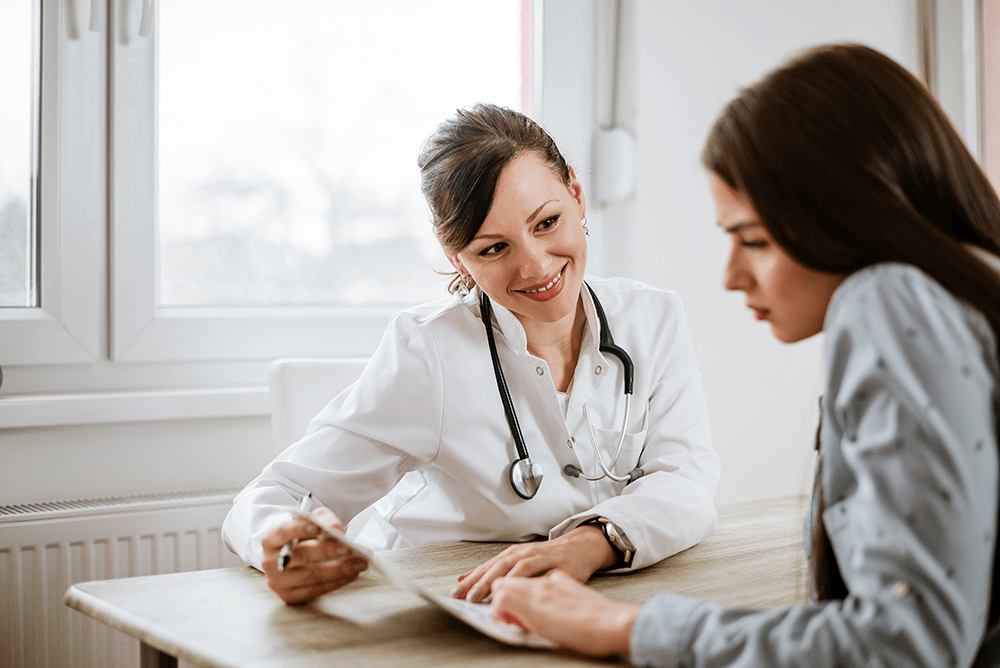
left=518, top=266, right=565, bottom=300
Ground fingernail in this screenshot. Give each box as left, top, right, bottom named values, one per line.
left=353, top=562, right=366, bottom=572
left=450, top=585, right=465, bottom=598
left=467, top=588, right=481, bottom=602
left=306, top=524, right=318, bottom=534
left=336, top=547, right=350, bottom=557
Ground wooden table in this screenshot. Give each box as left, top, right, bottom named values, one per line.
left=64, top=495, right=810, bottom=667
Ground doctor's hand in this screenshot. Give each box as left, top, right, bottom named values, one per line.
left=450, top=524, right=616, bottom=602
left=490, top=569, right=640, bottom=657
left=260, top=507, right=369, bottom=605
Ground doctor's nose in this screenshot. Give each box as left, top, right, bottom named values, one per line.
left=516, top=240, right=553, bottom=278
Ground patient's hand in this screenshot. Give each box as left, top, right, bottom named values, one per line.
left=490, top=569, right=640, bottom=656
left=449, top=523, right=615, bottom=603
left=260, top=507, right=368, bottom=604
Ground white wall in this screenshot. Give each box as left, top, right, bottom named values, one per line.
left=630, top=0, right=919, bottom=505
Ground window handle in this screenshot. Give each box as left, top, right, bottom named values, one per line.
left=139, top=0, right=154, bottom=37
left=89, top=0, right=105, bottom=32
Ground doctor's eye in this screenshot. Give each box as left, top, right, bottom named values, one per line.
left=741, top=238, right=768, bottom=249
left=535, top=215, right=559, bottom=232
left=479, top=242, right=508, bottom=257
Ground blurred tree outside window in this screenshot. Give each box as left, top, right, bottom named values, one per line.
left=158, top=0, right=524, bottom=308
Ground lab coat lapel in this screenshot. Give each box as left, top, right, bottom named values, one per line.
left=566, top=283, right=610, bottom=418
left=469, top=283, right=611, bottom=431
left=477, top=292, right=529, bottom=356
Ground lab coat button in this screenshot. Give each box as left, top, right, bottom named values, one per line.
left=536, top=366, right=544, bottom=376
left=893, top=580, right=910, bottom=597
left=595, top=365, right=602, bottom=375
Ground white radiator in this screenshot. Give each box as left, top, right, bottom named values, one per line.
left=0, top=487, right=245, bottom=668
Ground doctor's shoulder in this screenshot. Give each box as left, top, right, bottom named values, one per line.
left=589, top=276, right=690, bottom=337
left=373, top=291, right=485, bottom=358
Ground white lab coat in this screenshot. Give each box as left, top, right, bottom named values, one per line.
left=223, top=276, right=720, bottom=571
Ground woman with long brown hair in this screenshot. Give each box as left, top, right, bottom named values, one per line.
left=490, top=43, right=1000, bottom=666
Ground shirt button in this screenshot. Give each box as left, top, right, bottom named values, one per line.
left=536, top=366, right=544, bottom=376
left=567, top=438, right=574, bottom=449
left=893, top=580, right=910, bottom=597
left=595, top=365, right=603, bottom=375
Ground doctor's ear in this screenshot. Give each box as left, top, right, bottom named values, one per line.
left=447, top=254, right=467, bottom=275
left=567, top=166, right=587, bottom=216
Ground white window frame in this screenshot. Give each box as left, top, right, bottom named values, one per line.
left=922, top=0, right=984, bottom=160
left=1, top=0, right=104, bottom=366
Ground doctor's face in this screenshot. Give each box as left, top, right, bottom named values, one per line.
left=451, top=151, right=588, bottom=330
left=710, top=173, right=846, bottom=343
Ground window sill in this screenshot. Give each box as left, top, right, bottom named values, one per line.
left=0, top=386, right=269, bottom=429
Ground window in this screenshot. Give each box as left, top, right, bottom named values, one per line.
left=0, top=0, right=104, bottom=368
left=157, top=1, right=523, bottom=308
left=1, top=0, right=604, bottom=398
left=110, top=0, right=545, bottom=362
left=0, top=0, right=35, bottom=309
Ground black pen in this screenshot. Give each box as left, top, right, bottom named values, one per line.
left=277, top=492, right=313, bottom=572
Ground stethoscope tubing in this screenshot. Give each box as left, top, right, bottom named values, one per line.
left=480, top=292, right=531, bottom=462
left=584, top=283, right=634, bottom=395
left=576, top=397, right=633, bottom=482
left=480, top=282, right=639, bottom=497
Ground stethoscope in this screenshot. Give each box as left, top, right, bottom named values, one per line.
left=480, top=283, right=644, bottom=500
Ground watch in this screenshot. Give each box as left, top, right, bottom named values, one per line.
left=585, top=517, right=635, bottom=569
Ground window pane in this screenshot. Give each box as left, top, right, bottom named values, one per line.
left=159, top=0, right=524, bottom=307
left=0, top=0, right=35, bottom=308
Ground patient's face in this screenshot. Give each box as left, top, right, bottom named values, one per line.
left=710, top=172, right=845, bottom=343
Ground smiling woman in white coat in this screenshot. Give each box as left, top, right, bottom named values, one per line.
left=222, top=103, right=721, bottom=605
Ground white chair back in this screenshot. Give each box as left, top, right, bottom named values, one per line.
left=268, top=357, right=369, bottom=454
left=268, top=356, right=421, bottom=549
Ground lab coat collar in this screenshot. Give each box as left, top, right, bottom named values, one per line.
left=466, top=281, right=610, bottom=425
left=465, top=281, right=605, bottom=361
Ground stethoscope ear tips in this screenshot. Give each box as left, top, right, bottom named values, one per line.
left=563, top=464, right=582, bottom=478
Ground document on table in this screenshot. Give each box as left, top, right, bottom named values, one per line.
left=295, top=510, right=558, bottom=649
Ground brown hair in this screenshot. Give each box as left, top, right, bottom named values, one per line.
left=703, top=43, right=1000, bottom=336
left=703, top=44, right=1000, bottom=606
left=417, top=103, right=571, bottom=292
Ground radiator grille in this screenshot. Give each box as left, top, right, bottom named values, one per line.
left=0, top=487, right=245, bottom=668
left=0, top=486, right=243, bottom=521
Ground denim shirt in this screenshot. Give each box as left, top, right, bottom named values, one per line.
left=630, top=263, right=1000, bottom=668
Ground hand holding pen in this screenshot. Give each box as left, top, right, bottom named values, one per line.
left=278, top=492, right=313, bottom=572
left=264, top=494, right=368, bottom=604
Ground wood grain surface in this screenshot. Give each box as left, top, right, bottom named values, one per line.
left=64, top=495, right=810, bottom=667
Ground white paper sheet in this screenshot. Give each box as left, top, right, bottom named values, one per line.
left=294, top=510, right=558, bottom=649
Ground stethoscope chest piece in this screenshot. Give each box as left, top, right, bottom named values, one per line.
left=510, top=458, right=543, bottom=500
